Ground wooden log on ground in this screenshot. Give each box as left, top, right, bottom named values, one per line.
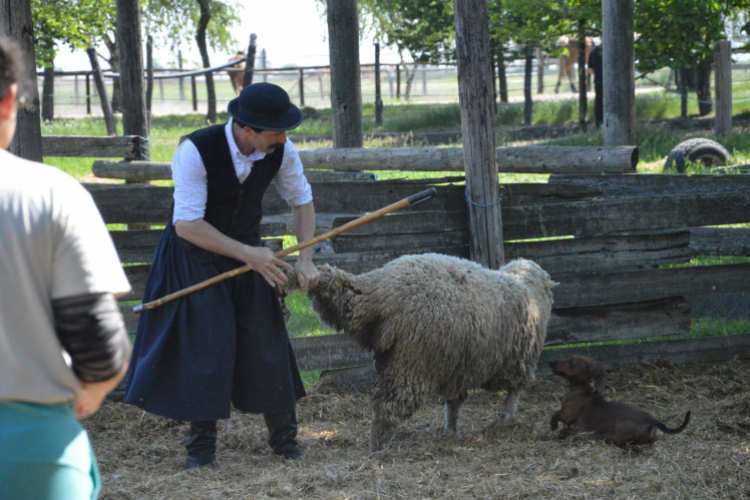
left=549, top=174, right=750, bottom=197
left=298, top=146, right=638, bottom=173
left=689, top=228, right=750, bottom=256
left=43, top=136, right=142, bottom=159
left=110, top=224, right=287, bottom=263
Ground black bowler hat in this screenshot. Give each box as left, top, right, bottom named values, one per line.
left=227, top=82, right=304, bottom=131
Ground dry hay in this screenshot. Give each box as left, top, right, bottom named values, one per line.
left=86, top=358, right=750, bottom=499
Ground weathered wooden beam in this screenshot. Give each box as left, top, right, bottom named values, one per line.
left=299, top=146, right=638, bottom=173
left=333, top=230, right=692, bottom=274
left=549, top=174, right=750, bottom=197
left=553, top=262, right=750, bottom=309
left=714, top=40, right=732, bottom=137
left=327, top=0, right=363, bottom=147
left=603, top=0, right=636, bottom=146
left=116, top=0, right=149, bottom=141
left=110, top=224, right=287, bottom=263
left=92, top=160, right=376, bottom=182
left=43, top=136, right=142, bottom=159
left=85, top=181, right=601, bottom=224
left=689, top=227, right=750, bottom=256
left=334, top=193, right=750, bottom=241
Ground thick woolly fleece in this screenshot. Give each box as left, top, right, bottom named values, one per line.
left=288, top=254, right=554, bottom=448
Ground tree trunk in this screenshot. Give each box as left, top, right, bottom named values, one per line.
left=196, top=0, right=217, bottom=124
left=453, top=0, right=504, bottom=269
left=602, top=0, right=636, bottom=146
left=2, top=0, right=43, bottom=161
left=679, top=68, right=688, bottom=118
left=577, top=20, right=587, bottom=131
left=87, top=44, right=117, bottom=136
left=146, top=35, right=153, bottom=132
left=42, top=61, right=55, bottom=122
left=103, top=35, right=122, bottom=113
left=524, top=43, right=533, bottom=126
left=498, top=48, right=508, bottom=103
left=115, top=0, right=149, bottom=142
left=696, top=53, right=713, bottom=117
left=536, top=47, right=545, bottom=94
left=404, top=63, right=418, bottom=100
left=327, top=0, right=363, bottom=147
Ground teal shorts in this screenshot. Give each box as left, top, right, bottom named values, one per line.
left=0, top=401, right=100, bottom=500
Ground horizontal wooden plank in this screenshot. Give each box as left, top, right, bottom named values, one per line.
left=549, top=173, right=750, bottom=198
left=690, top=227, right=750, bottom=256
left=42, top=135, right=142, bottom=159
left=110, top=225, right=287, bottom=263
left=503, top=193, right=750, bottom=240
left=299, top=146, right=638, bottom=174
left=537, top=333, right=750, bottom=375
left=553, top=262, right=750, bottom=308
left=333, top=230, right=692, bottom=274
left=93, top=160, right=377, bottom=183
left=547, top=297, right=691, bottom=345
left=85, top=181, right=601, bottom=224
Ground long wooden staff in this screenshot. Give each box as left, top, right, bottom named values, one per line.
left=133, top=187, right=436, bottom=313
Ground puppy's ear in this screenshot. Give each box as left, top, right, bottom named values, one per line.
left=585, top=359, right=607, bottom=392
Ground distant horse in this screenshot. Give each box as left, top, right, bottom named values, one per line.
left=228, top=50, right=246, bottom=96
left=554, top=36, right=593, bottom=94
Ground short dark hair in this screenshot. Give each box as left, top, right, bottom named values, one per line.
left=0, top=36, right=26, bottom=105
left=233, top=118, right=265, bottom=134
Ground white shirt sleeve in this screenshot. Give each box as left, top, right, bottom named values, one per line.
left=171, top=139, right=208, bottom=223
left=274, top=140, right=313, bottom=208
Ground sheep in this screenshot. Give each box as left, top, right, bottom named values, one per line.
left=287, top=253, right=555, bottom=451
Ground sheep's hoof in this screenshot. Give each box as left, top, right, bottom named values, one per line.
left=497, top=411, right=515, bottom=423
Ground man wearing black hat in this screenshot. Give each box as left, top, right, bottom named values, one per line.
left=124, top=83, right=318, bottom=467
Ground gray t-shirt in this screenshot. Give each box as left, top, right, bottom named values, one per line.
left=0, top=149, right=131, bottom=404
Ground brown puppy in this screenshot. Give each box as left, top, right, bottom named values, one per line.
left=549, top=356, right=690, bottom=448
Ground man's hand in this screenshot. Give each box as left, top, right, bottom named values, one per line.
left=241, top=246, right=293, bottom=287
left=294, top=259, right=319, bottom=292
left=73, top=363, right=127, bottom=420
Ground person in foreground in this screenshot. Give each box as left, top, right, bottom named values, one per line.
left=0, top=37, right=132, bottom=500
left=124, top=82, right=319, bottom=468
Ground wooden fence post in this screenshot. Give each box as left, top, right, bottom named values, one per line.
left=714, top=40, right=732, bottom=137
left=299, top=68, right=305, bottom=107
left=603, top=0, right=636, bottom=146
left=453, top=0, right=504, bottom=269
left=243, top=33, right=257, bottom=88
left=261, top=48, right=267, bottom=82
left=86, top=43, right=118, bottom=136
left=116, top=0, right=149, bottom=142
left=1, top=0, right=43, bottom=161
left=396, top=64, right=401, bottom=100
left=679, top=69, right=688, bottom=119
left=86, top=73, right=91, bottom=114
left=524, top=43, right=533, bottom=126
left=422, top=67, right=427, bottom=95
left=375, top=42, right=383, bottom=126
left=578, top=19, right=588, bottom=131
left=327, top=0, right=363, bottom=148
left=145, top=35, right=153, bottom=132
left=191, top=75, right=198, bottom=111
left=537, top=47, right=545, bottom=94
left=178, top=50, right=185, bottom=101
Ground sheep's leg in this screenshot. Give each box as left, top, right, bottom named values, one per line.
left=443, top=392, right=467, bottom=435
left=370, top=402, right=397, bottom=452
left=498, top=388, right=522, bottom=422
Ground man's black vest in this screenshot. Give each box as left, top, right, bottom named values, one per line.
left=171, top=123, right=284, bottom=263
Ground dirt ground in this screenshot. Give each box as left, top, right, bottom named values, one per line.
left=87, top=358, right=750, bottom=499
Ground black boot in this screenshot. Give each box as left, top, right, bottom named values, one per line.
left=263, top=411, right=303, bottom=460
left=186, top=420, right=218, bottom=469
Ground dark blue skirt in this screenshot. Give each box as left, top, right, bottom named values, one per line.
left=124, top=229, right=306, bottom=422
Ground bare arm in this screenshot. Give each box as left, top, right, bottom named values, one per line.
left=291, top=201, right=319, bottom=290
left=175, top=219, right=292, bottom=287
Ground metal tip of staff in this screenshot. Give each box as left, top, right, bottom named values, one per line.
left=407, top=187, right=437, bottom=207
left=133, top=304, right=144, bottom=314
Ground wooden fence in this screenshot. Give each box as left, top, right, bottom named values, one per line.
left=44, top=135, right=750, bottom=380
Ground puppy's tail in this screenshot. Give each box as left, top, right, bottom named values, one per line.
left=656, top=410, right=691, bottom=435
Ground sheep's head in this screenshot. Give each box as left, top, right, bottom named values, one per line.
left=501, top=259, right=557, bottom=303
left=300, top=264, right=357, bottom=333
